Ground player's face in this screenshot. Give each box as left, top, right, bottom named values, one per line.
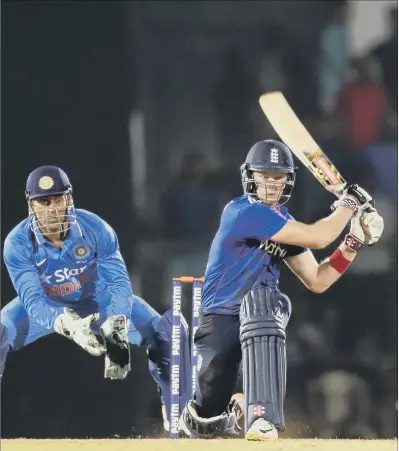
left=253, top=171, right=288, bottom=206
left=31, top=195, right=68, bottom=235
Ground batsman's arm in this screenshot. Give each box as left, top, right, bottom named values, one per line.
left=271, top=206, right=353, bottom=249
left=284, top=244, right=356, bottom=294
left=272, top=185, right=373, bottom=249
left=95, top=221, right=135, bottom=317
left=3, top=237, right=63, bottom=329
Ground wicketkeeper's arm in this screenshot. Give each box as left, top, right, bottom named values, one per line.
left=95, top=221, right=135, bottom=318
left=95, top=221, right=133, bottom=379
left=3, top=237, right=64, bottom=329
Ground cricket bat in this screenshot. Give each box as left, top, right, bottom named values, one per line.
left=259, top=91, right=347, bottom=198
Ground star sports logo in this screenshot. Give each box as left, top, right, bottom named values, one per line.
left=40, top=266, right=87, bottom=284
left=40, top=266, right=90, bottom=297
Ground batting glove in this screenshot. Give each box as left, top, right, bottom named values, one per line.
left=360, top=205, right=384, bottom=245
left=54, top=308, right=106, bottom=357
left=331, top=198, right=384, bottom=247
left=337, top=184, right=373, bottom=213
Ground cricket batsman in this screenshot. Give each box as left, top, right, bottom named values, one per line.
left=180, top=140, right=384, bottom=440
left=1, top=165, right=191, bottom=432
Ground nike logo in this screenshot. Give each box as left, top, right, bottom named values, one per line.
left=258, top=421, right=273, bottom=433
left=36, top=258, right=47, bottom=267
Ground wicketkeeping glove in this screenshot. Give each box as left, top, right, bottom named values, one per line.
left=54, top=308, right=106, bottom=356
left=100, top=315, right=131, bottom=380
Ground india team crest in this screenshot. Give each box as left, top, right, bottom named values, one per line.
left=38, top=176, right=55, bottom=190
left=73, top=244, right=90, bottom=259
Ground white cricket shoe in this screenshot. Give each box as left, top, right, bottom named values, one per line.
left=245, top=418, right=278, bottom=441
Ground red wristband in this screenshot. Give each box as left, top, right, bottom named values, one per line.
left=329, top=249, right=352, bottom=274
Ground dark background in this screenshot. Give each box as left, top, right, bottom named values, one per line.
left=2, top=1, right=397, bottom=439
left=2, top=3, right=144, bottom=438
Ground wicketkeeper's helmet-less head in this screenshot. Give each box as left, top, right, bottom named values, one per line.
left=25, top=165, right=77, bottom=235
left=241, top=140, right=297, bottom=206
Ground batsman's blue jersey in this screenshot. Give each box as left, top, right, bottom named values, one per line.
left=3, top=209, right=135, bottom=329
left=202, top=194, right=307, bottom=315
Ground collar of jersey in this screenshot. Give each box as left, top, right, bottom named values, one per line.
left=245, top=193, right=287, bottom=214
left=246, top=194, right=262, bottom=205
left=32, top=218, right=83, bottom=245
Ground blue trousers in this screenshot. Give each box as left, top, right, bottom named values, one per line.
left=1, top=295, right=191, bottom=422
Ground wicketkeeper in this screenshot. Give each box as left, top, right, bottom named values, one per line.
left=1, top=165, right=192, bottom=432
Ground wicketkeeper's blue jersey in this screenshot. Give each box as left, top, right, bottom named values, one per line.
left=201, top=194, right=308, bottom=315
left=3, top=209, right=135, bottom=329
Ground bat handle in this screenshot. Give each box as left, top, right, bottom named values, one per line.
left=334, top=191, right=343, bottom=199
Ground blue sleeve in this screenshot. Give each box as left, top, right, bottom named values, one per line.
left=236, top=203, right=288, bottom=241
left=3, top=238, right=64, bottom=330
left=95, top=221, right=134, bottom=317
left=283, top=213, right=309, bottom=258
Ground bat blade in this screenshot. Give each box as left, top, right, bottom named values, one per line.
left=259, top=91, right=346, bottom=197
